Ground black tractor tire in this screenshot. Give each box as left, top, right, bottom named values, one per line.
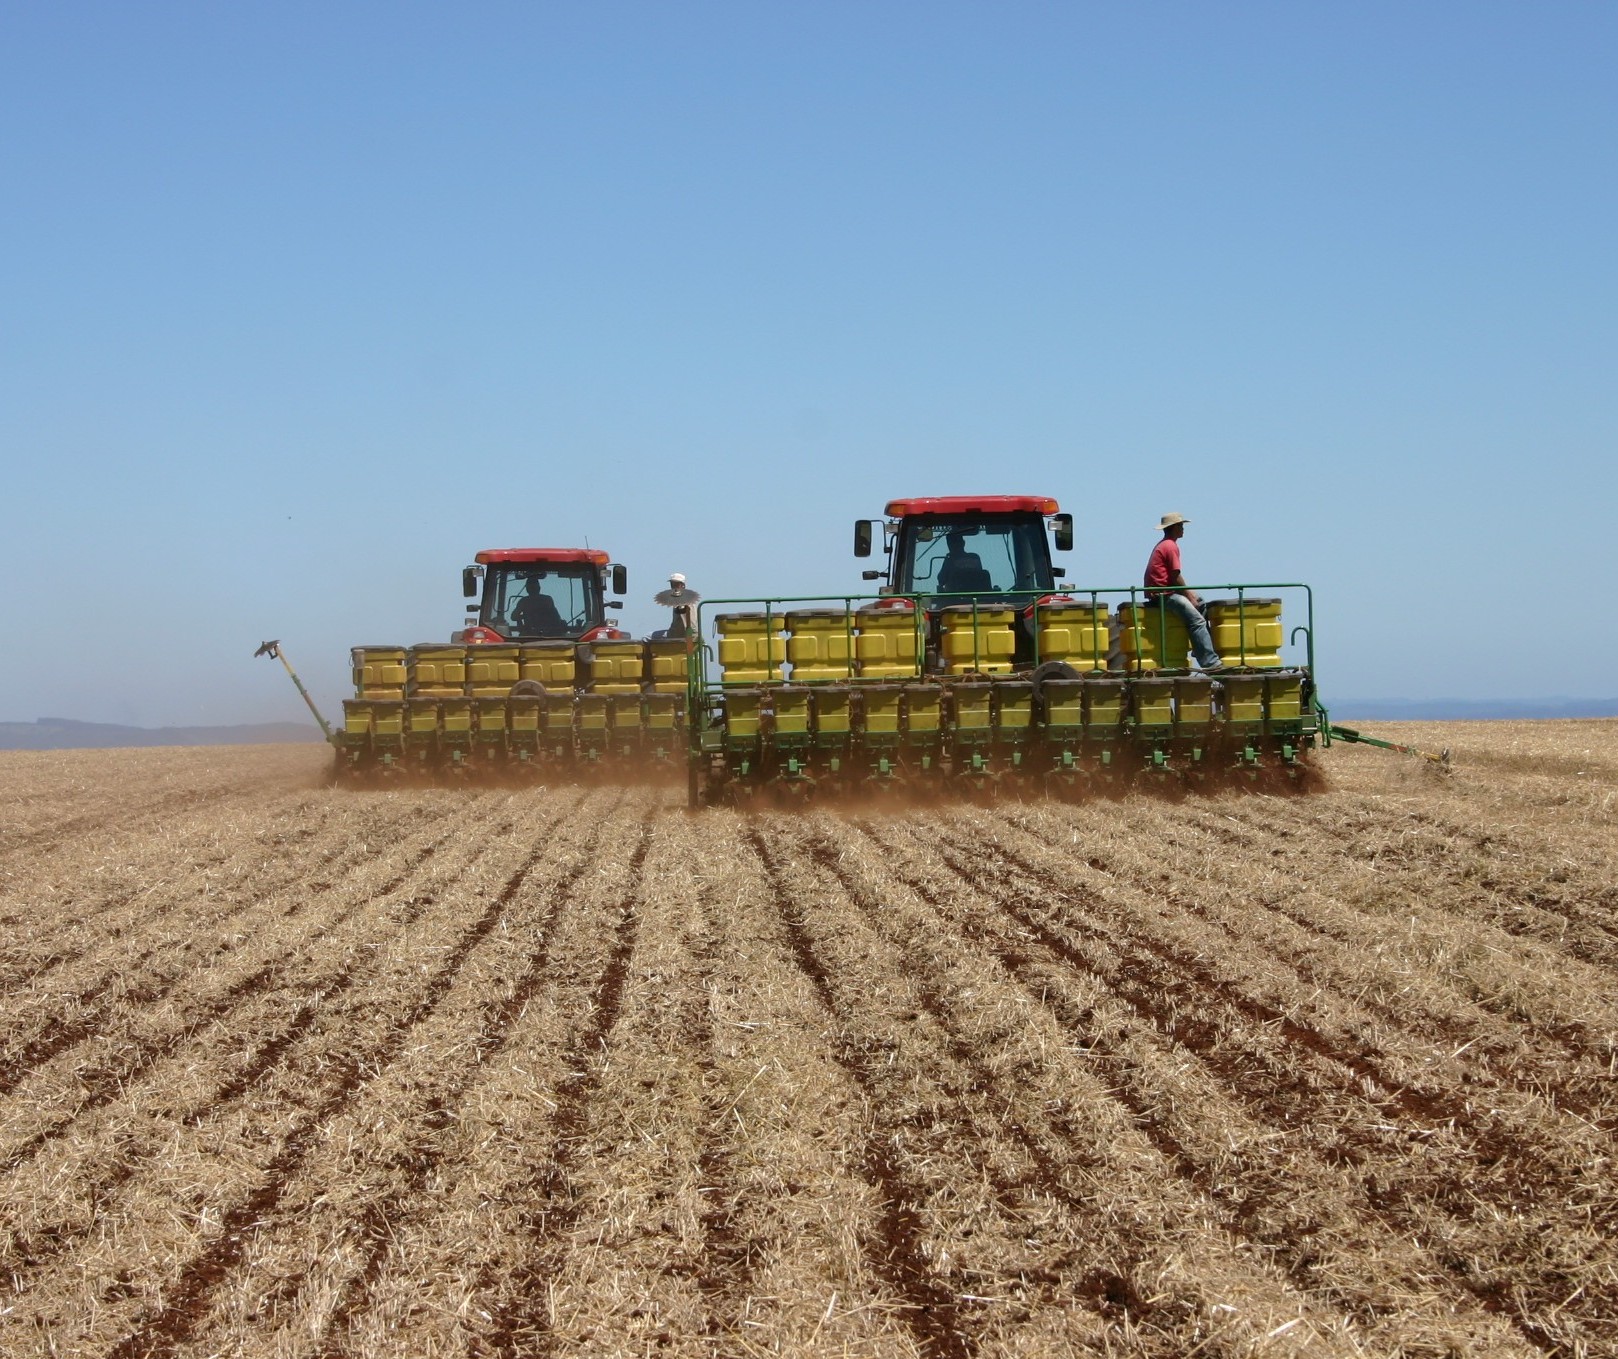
left=1028, top=660, right=1082, bottom=715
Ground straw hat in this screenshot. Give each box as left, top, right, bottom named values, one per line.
left=655, top=572, right=700, bottom=607
left=1158, top=512, right=1189, bottom=530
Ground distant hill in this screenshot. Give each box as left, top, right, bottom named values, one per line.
left=1331, top=698, right=1618, bottom=721
left=0, top=717, right=327, bottom=751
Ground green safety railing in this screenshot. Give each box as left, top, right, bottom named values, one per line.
left=685, top=582, right=1317, bottom=702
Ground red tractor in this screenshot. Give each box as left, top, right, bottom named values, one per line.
left=455, top=548, right=629, bottom=644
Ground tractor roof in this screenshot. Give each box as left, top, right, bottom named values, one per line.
left=885, top=495, right=1060, bottom=518
left=475, top=548, right=610, bottom=566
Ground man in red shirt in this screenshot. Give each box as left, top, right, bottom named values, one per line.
left=1144, top=512, right=1223, bottom=671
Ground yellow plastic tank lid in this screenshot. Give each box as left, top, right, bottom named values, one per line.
left=1206, top=598, right=1281, bottom=608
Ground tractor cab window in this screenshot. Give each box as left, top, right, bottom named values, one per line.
left=898, top=516, right=1053, bottom=598
left=483, top=566, right=599, bottom=638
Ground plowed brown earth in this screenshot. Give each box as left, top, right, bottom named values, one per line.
left=1, top=725, right=1614, bottom=1358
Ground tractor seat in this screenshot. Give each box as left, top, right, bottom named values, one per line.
left=939, top=554, right=993, bottom=594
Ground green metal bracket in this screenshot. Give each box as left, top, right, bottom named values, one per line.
left=254, top=640, right=333, bottom=740
left=1328, top=724, right=1450, bottom=766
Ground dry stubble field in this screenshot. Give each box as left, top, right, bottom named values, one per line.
left=1, top=723, right=1615, bottom=1359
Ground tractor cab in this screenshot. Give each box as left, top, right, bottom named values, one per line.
left=855, top=496, right=1074, bottom=605
left=457, top=548, right=628, bottom=643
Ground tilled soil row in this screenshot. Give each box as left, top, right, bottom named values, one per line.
left=0, top=790, right=608, bottom=1354
left=660, top=811, right=925, bottom=1355
left=769, top=813, right=1354, bottom=1359
left=921, top=806, right=1611, bottom=1354
left=92, top=795, right=629, bottom=1359
left=0, top=794, right=563, bottom=1285
left=0, top=746, right=324, bottom=860
left=1130, top=797, right=1618, bottom=1124
left=0, top=795, right=480, bottom=1097
left=0, top=792, right=551, bottom=1182
left=743, top=821, right=999, bottom=1359
left=1225, top=789, right=1618, bottom=970
left=990, top=800, right=1617, bottom=1156
left=1008, top=795, right=1618, bottom=1128
left=279, top=802, right=657, bottom=1359
left=0, top=785, right=461, bottom=989
left=834, top=812, right=1532, bottom=1357
left=2, top=737, right=1614, bottom=1358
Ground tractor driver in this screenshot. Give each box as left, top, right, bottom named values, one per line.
left=512, top=577, right=567, bottom=637
left=1144, top=513, right=1223, bottom=672
left=937, top=531, right=990, bottom=594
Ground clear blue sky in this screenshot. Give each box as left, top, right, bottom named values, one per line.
left=3, top=2, right=1614, bottom=727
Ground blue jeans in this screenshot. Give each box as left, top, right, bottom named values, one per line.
left=1158, top=594, right=1221, bottom=669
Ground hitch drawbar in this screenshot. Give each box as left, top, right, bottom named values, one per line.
left=1329, top=723, right=1450, bottom=767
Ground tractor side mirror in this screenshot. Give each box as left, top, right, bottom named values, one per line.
left=610, top=564, right=627, bottom=595
left=1053, top=514, right=1074, bottom=553
left=854, top=520, right=873, bottom=557
left=462, top=566, right=480, bottom=598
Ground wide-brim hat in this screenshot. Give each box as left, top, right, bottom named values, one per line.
left=655, top=587, right=701, bottom=607
left=1158, top=512, right=1189, bottom=530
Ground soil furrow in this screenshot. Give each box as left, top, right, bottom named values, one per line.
left=792, top=818, right=1321, bottom=1354
left=741, top=823, right=981, bottom=1359
left=928, top=816, right=1605, bottom=1352
left=684, top=884, right=760, bottom=1329
left=856, top=815, right=1554, bottom=1354
left=1227, top=794, right=1618, bottom=965
left=98, top=810, right=600, bottom=1359
left=1013, top=802, right=1617, bottom=1122
left=1, top=733, right=1613, bottom=1358
left=0, top=802, right=593, bottom=1318
left=313, top=808, right=650, bottom=1356
left=0, top=816, right=461, bottom=1100
left=0, top=812, right=501, bottom=1162
left=474, top=816, right=656, bottom=1357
